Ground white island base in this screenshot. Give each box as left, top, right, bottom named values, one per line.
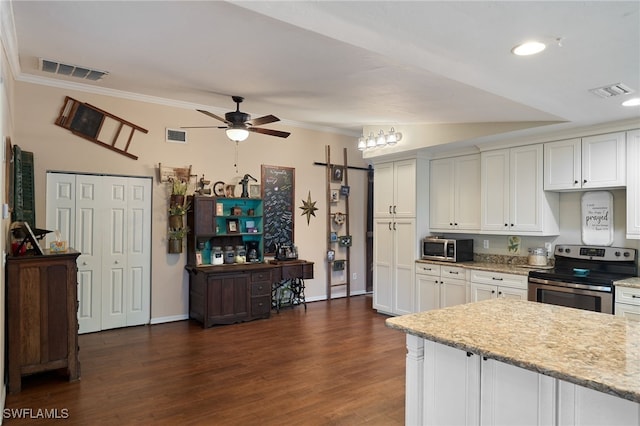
left=406, top=335, right=639, bottom=426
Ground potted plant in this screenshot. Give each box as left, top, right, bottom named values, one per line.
left=169, top=179, right=188, bottom=208
left=168, top=201, right=191, bottom=229
left=168, top=227, right=189, bottom=253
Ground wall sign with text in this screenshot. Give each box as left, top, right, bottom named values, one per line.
left=581, top=191, right=613, bottom=246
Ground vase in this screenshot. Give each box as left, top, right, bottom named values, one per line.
left=169, top=214, right=183, bottom=229
left=168, top=238, right=183, bottom=254
left=170, top=194, right=185, bottom=208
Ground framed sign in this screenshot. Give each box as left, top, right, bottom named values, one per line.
left=581, top=191, right=613, bottom=246
left=261, top=165, right=295, bottom=255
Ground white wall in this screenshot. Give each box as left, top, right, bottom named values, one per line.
left=11, top=81, right=368, bottom=322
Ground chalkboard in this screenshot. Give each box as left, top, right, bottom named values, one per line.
left=261, top=165, right=295, bottom=255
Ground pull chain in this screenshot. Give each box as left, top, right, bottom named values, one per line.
left=234, top=141, right=239, bottom=173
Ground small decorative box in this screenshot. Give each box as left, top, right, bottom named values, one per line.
left=50, top=241, right=68, bottom=253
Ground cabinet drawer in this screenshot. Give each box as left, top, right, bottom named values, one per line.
left=441, top=265, right=467, bottom=280
left=615, top=286, right=640, bottom=306
left=470, top=270, right=527, bottom=290
left=302, top=263, right=314, bottom=279
left=281, top=265, right=303, bottom=280
left=251, top=281, right=271, bottom=297
left=251, top=296, right=271, bottom=316
left=415, top=262, right=441, bottom=277
left=251, top=270, right=272, bottom=283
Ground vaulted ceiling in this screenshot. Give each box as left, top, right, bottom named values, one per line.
left=6, top=1, right=640, bottom=146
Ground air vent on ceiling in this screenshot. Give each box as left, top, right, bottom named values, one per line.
left=39, top=58, right=108, bottom=81
left=166, top=128, right=187, bottom=144
left=589, top=83, right=634, bottom=98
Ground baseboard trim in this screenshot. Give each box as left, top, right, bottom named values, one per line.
left=150, top=314, right=189, bottom=325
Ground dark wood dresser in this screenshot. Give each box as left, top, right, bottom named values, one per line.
left=6, top=249, right=81, bottom=393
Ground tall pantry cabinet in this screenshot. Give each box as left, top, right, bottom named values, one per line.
left=373, top=158, right=428, bottom=316
left=627, top=129, right=640, bottom=239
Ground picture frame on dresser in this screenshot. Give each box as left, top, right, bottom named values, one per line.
left=226, top=218, right=239, bottom=233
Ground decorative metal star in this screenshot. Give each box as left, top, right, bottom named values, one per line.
left=299, top=191, right=318, bottom=225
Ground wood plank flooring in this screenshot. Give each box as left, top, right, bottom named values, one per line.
left=4, top=295, right=406, bottom=425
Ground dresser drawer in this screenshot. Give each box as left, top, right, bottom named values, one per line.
left=615, top=286, right=640, bottom=306
left=251, top=296, right=271, bottom=316
left=251, top=270, right=272, bottom=283
left=281, top=264, right=303, bottom=280
left=251, top=281, right=271, bottom=297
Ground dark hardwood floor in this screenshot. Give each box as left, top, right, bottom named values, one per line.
left=4, top=295, right=406, bottom=425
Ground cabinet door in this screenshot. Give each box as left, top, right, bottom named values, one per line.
left=615, top=303, right=640, bottom=321
left=373, top=162, right=395, bottom=217
left=558, top=380, right=640, bottom=426
left=394, top=219, right=416, bottom=315
left=440, top=277, right=467, bottom=308
left=471, top=282, right=497, bottom=302
left=429, top=158, right=455, bottom=230
left=416, top=273, right=440, bottom=312
left=373, top=219, right=394, bottom=314
left=627, top=130, right=640, bottom=238
left=454, top=154, right=481, bottom=230
left=193, top=197, right=216, bottom=234
left=393, top=159, right=417, bottom=217
left=510, top=144, right=543, bottom=232
left=544, top=138, right=581, bottom=190
left=481, top=358, right=555, bottom=426
left=207, top=274, right=249, bottom=322
left=481, top=150, right=510, bottom=232
left=582, top=132, right=626, bottom=188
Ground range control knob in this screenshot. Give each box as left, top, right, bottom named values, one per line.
left=624, top=251, right=631, bottom=258
left=565, top=248, right=571, bottom=254
left=615, top=251, right=621, bottom=257
left=558, top=247, right=564, bottom=253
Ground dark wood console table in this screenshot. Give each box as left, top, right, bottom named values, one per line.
left=186, top=260, right=314, bottom=327
left=6, top=250, right=81, bottom=394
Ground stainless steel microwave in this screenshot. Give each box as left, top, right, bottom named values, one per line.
left=422, top=237, right=473, bottom=262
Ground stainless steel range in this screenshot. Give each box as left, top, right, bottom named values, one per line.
left=528, top=245, right=638, bottom=314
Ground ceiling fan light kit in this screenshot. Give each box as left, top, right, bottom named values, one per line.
left=183, top=96, right=290, bottom=142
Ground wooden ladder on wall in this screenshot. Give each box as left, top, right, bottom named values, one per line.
left=325, top=146, right=351, bottom=299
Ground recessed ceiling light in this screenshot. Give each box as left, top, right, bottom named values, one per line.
left=622, top=98, right=640, bottom=107
left=511, top=41, right=546, bottom=56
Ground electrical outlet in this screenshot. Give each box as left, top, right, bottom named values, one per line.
left=483, top=240, right=489, bottom=249
left=352, top=272, right=357, bottom=280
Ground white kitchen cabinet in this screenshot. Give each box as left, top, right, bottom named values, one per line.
left=408, top=338, right=555, bottom=426
left=373, top=218, right=416, bottom=315
left=373, top=157, right=427, bottom=316
left=470, top=270, right=528, bottom=302
left=627, top=129, right=640, bottom=239
left=544, top=132, right=626, bottom=191
left=481, top=144, right=559, bottom=235
left=373, top=159, right=416, bottom=218
left=558, top=380, right=640, bottom=426
left=615, top=286, right=640, bottom=322
left=416, top=263, right=468, bottom=312
left=430, top=154, right=480, bottom=232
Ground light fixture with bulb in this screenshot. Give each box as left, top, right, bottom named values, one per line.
left=358, top=128, right=402, bottom=151
left=226, top=125, right=249, bottom=142
left=511, top=41, right=546, bottom=56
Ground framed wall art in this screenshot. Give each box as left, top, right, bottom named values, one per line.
left=331, top=165, right=344, bottom=182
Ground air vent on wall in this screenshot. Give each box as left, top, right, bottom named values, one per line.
left=39, top=58, right=108, bottom=81
left=589, top=83, right=634, bottom=98
left=166, top=128, right=187, bottom=144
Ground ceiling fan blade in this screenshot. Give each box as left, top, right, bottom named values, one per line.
left=180, top=126, right=227, bottom=129
left=250, top=114, right=280, bottom=126
left=197, top=109, right=230, bottom=124
left=248, top=127, right=291, bottom=138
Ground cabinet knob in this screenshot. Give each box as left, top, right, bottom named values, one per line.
left=632, top=295, right=640, bottom=299
left=449, top=222, right=453, bottom=226
left=574, top=180, right=579, bottom=184
left=449, top=271, right=459, bottom=275
left=510, top=223, right=514, bottom=227
left=393, top=205, right=397, bottom=214
left=115, top=260, right=119, bottom=264
left=504, top=223, right=508, bottom=227
left=83, top=262, right=87, bottom=266
left=491, top=290, right=496, bottom=294
left=388, top=222, right=392, bottom=231
left=583, top=179, right=587, bottom=184
left=492, top=277, right=503, bottom=281
left=388, top=206, right=392, bottom=214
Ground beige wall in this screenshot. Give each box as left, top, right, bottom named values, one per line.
left=12, top=81, right=368, bottom=321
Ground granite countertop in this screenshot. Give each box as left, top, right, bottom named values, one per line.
left=386, top=299, right=640, bottom=403
left=615, top=276, right=640, bottom=289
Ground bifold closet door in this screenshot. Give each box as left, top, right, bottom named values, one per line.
left=46, top=173, right=151, bottom=334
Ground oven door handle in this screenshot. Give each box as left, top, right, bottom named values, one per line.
left=528, top=277, right=612, bottom=293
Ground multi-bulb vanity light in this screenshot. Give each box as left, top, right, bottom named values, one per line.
left=357, top=128, right=402, bottom=151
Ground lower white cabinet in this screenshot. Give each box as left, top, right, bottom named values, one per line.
left=615, top=286, right=640, bottom=322
left=416, top=263, right=468, bottom=312
left=470, top=270, right=528, bottom=302
left=407, top=337, right=640, bottom=426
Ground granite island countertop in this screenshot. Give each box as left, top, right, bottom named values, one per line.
left=386, top=298, right=640, bottom=403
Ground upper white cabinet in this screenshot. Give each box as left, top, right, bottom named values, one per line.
left=373, top=159, right=416, bottom=218
left=481, top=144, right=559, bottom=235
left=430, top=154, right=480, bottom=232
left=544, top=132, right=626, bottom=191
left=627, top=129, right=640, bottom=239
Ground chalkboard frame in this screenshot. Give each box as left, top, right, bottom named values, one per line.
left=261, top=164, right=295, bottom=255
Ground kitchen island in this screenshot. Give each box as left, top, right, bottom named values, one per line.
left=386, top=299, right=640, bottom=425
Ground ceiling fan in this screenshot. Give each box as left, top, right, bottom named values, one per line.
left=182, top=96, right=290, bottom=142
